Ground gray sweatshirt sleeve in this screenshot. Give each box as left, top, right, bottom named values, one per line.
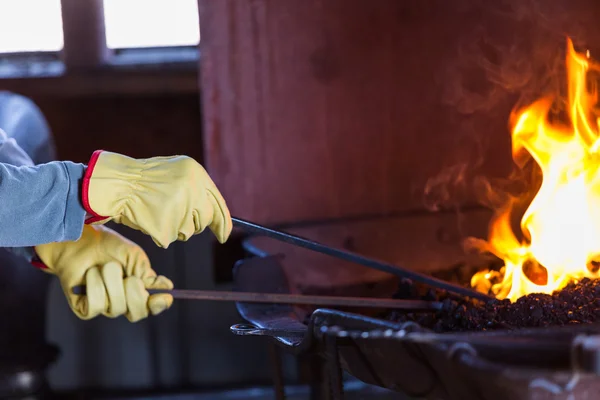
left=0, top=131, right=86, bottom=250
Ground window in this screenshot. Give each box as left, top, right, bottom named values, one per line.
left=0, top=0, right=201, bottom=95
left=0, top=0, right=64, bottom=53
left=103, top=0, right=199, bottom=49
left=0, top=0, right=200, bottom=55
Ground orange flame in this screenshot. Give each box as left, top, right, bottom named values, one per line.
left=472, top=38, right=600, bottom=301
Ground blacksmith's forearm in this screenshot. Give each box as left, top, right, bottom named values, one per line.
left=0, top=161, right=87, bottom=247
left=0, top=129, right=86, bottom=251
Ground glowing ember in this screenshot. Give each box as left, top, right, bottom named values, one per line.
left=471, top=37, right=600, bottom=302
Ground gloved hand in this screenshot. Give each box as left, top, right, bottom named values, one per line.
left=33, top=224, right=173, bottom=322
left=81, top=150, right=232, bottom=249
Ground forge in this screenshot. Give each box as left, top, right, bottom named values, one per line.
left=231, top=210, right=600, bottom=400
left=227, top=37, right=600, bottom=400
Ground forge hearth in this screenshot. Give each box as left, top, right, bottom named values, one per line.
left=387, top=277, right=600, bottom=333
left=231, top=210, right=600, bottom=400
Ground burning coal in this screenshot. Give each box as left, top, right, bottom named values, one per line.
left=471, top=38, right=600, bottom=301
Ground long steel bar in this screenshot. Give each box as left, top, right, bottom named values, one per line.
left=71, top=286, right=441, bottom=311
left=232, top=217, right=491, bottom=301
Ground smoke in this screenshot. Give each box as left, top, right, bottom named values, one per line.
left=423, top=0, right=600, bottom=214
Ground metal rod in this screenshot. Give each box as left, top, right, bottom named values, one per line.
left=71, top=286, right=441, bottom=311
left=232, top=217, right=491, bottom=301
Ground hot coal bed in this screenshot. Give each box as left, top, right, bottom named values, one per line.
left=385, top=275, right=600, bottom=333
left=294, top=263, right=600, bottom=333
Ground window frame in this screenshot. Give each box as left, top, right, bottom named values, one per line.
left=0, top=0, right=200, bottom=97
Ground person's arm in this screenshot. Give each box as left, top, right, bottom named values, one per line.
left=0, top=161, right=86, bottom=247
left=0, top=130, right=86, bottom=250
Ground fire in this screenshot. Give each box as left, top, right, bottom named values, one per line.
left=471, top=38, right=600, bottom=302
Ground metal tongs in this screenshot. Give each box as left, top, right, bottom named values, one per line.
left=72, top=216, right=491, bottom=308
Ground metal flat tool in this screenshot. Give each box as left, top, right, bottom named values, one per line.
left=231, top=217, right=491, bottom=301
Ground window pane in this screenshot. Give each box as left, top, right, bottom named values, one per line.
left=103, top=0, right=200, bottom=49
left=0, top=0, right=63, bottom=53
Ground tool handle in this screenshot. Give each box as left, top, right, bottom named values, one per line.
left=72, top=286, right=167, bottom=296
left=72, top=286, right=85, bottom=295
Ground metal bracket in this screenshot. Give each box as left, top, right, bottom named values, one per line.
left=230, top=323, right=307, bottom=339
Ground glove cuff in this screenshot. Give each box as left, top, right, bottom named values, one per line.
left=82, top=150, right=112, bottom=224
left=30, top=248, right=49, bottom=270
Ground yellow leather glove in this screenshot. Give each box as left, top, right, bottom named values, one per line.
left=33, top=224, right=173, bottom=322
left=81, top=150, right=232, bottom=249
